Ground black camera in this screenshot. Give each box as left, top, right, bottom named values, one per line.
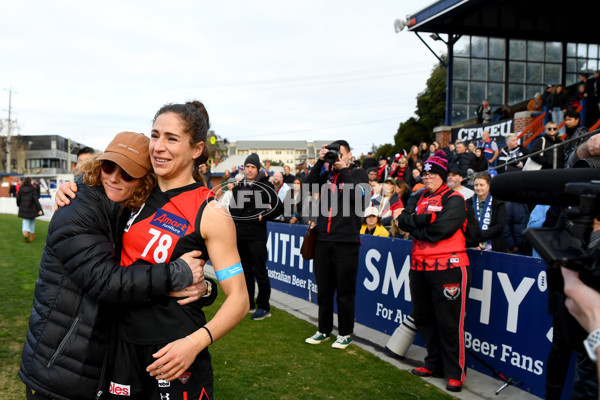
left=524, top=181, right=600, bottom=293
left=324, top=143, right=341, bottom=164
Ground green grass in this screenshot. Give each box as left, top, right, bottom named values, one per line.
left=0, top=213, right=454, bottom=400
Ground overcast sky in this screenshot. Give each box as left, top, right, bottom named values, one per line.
left=1, top=0, right=445, bottom=157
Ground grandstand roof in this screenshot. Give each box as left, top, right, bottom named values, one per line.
left=407, top=0, right=598, bottom=44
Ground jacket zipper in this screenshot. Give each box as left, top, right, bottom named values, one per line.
left=47, top=316, right=79, bottom=368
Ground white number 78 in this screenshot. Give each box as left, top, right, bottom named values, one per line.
left=141, top=228, right=173, bottom=263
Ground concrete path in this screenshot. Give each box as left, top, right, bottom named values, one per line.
left=270, top=289, right=542, bottom=400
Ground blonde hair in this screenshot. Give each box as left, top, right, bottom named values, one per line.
left=79, top=154, right=156, bottom=211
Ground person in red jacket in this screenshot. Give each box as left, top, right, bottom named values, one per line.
left=397, top=151, right=471, bottom=393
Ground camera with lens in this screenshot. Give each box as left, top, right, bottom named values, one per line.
left=324, top=143, right=341, bottom=164
left=525, top=180, right=600, bottom=293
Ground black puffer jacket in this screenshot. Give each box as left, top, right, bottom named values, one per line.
left=19, top=182, right=172, bottom=400
left=17, top=185, right=42, bottom=219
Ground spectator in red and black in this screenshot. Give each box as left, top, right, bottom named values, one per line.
left=397, top=151, right=470, bottom=393
left=388, top=156, right=400, bottom=179
left=450, top=141, right=474, bottom=178
left=390, top=156, right=410, bottom=183
left=372, top=177, right=403, bottom=228
left=497, top=133, right=528, bottom=173
left=362, top=152, right=378, bottom=171
left=377, top=155, right=389, bottom=181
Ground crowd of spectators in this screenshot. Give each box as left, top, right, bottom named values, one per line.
left=209, top=103, right=600, bottom=395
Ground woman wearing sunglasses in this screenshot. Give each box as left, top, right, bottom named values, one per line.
left=55, top=102, right=248, bottom=399
left=529, top=121, right=565, bottom=169
left=20, top=132, right=210, bottom=400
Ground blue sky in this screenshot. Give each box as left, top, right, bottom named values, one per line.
left=0, top=0, right=444, bottom=157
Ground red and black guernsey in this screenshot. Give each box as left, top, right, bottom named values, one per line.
left=118, top=183, right=214, bottom=345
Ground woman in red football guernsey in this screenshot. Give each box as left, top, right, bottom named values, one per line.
left=58, top=102, right=248, bottom=400
left=108, top=101, right=248, bottom=400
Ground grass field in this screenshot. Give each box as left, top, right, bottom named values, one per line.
left=0, top=213, right=455, bottom=400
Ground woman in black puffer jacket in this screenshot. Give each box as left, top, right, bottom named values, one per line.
left=19, top=132, right=212, bottom=400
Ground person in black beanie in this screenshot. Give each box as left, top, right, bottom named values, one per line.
left=229, top=153, right=283, bottom=320
left=304, top=140, right=369, bottom=350
left=398, top=150, right=471, bottom=393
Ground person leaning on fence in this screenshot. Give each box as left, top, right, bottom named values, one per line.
left=304, top=140, right=369, bottom=350
left=497, top=133, right=528, bottom=173
left=397, top=152, right=471, bottom=393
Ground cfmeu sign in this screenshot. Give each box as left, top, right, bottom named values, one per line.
left=451, top=119, right=514, bottom=143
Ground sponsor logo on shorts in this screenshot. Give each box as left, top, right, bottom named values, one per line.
left=109, top=381, right=130, bottom=396
left=178, top=372, right=191, bottom=384
left=443, top=283, right=460, bottom=300
left=450, top=257, right=459, bottom=263
left=160, top=394, right=170, bottom=400
left=158, top=379, right=170, bottom=388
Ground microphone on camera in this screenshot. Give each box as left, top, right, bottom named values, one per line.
left=490, top=168, right=600, bottom=207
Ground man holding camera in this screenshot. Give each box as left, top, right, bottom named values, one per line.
left=304, top=140, right=369, bottom=349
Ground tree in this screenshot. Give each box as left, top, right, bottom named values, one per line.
left=393, top=117, right=428, bottom=154
left=415, top=60, right=446, bottom=135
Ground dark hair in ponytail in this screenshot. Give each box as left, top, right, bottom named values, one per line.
left=153, top=100, right=211, bottom=183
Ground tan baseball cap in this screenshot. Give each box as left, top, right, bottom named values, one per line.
left=97, top=132, right=151, bottom=178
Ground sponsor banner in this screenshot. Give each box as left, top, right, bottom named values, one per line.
left=266, top=222, right=573, bottom=399
left=451, top=119, right=514, bottom=144
left=266, top=223, right=316, bottom=301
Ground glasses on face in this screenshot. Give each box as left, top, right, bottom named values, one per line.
left=422, top=172, right=437, bottom=178
left=101, top=161, right=135, bottom=182
left=547, top=127, right=557, bottom=131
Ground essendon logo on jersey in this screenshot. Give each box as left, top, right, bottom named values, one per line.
left=151, top=209, right=190, bottom=237
left=178, top=372, right=191, bottom=384
left=443, top=283, right=461, bottom=300
left=109, top=381, right=130, bottom=396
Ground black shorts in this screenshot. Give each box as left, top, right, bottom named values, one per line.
left=106, top=339, right=213, bottom=400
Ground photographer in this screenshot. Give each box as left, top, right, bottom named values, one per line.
left=303, top=140, right=369, bottom=350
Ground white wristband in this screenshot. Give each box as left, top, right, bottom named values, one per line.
left=583, top=328, right=600, bottom=362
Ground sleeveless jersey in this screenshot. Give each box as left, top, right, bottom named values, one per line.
left=118, top=183, right=214, bottom=344
left=411, top=185, right=469, bottom=271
